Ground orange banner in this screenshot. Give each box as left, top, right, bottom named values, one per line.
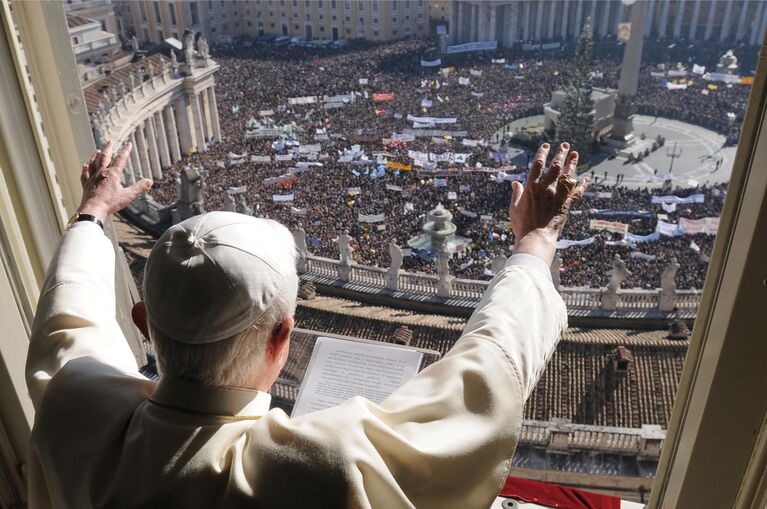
left=740, top=76, right=754, bottom=85
left=386, top=161, right=413, bottom=171
left=373, top=92, right=395, bottom=102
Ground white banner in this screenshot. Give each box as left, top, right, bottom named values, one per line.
left=470, top=69, right=483, bottom=77
left=228, top=152, right=248, bottom=165
left=251, top=155, right=272, bottom=163
left=665, top=82, right=688, bottom=90
left=471, top=91, right=484, bottom=97
left=656, top=219, right=683, bottom=236
left=420, top=58, right=442, bottom=67
left=462, top=138, right=485, bottom=147
left=259, top=109, right=274, bottom=116
left=630, top=251, right=656, bottom=261
left=704, top=72, right=741, bottom=84
left=556, top=237, right=595, bottom=249
left=624, top=232, right=661, bottom=243
left=407, top=114, right=458, bottom=124
left=651, top=193, right=705, bottom=204
left=385, top=184, right=403, bottom=192
left=692, top=64, right=706, bottom=75
left=447, top=191, right=457, bottom=200
left=290, top=206, right=308, bottom=216
left=358, top=78, right=368, bottom=85
left=421, top=98, right=433, bottom=108
left=491, top=58, right=506, bottom=64
left=445, top=40, right=498, bottom=54
left=228, top=185, right=247, bottom=194
left=272, top=194, right=295, bottom=202
left=458, top=77, right=471, bottom=86
left=288, top=96, right=318, bottom=105
left=275, top=154, right=294, bottom=161
left=667, top=69, right=688, bottom=77
left=358, top=212, right=386, bottom=223
left=460, top=209, right=477, bottom=218
left=662, top=201, right=677, bottom=213
left=391, top=133, right=415, bottom=142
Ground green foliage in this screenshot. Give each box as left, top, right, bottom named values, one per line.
left=556, top=21, right=596, bottom=166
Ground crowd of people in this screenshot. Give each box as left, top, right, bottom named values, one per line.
left=150, top=38, right=748, bottom=289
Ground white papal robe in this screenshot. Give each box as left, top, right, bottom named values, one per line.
left=26, top=221, right=566, bottom=508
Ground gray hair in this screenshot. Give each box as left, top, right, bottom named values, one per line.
left=150, top=274, right=298, bottom=388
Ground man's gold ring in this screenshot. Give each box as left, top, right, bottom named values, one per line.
left=557, top=176, right=577, bottom=195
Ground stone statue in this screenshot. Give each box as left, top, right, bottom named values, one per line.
left=387, top=240, right=403, bottom=290
left=550, top=251, right=562, bottom=290
left=491, top=252, right=507, bottom=275
left=128, top=74, right=135, bottom=90
left=436, top=246, right=453, bottom=298
left=109, top=85, right=119, bottom=104
left=659, top=257, right=681, bottom=312
left=92, top=117, right=108, bottom=148
left=293, top=225, right=308, bottom=273
left=170, top=50, right=179, bottom=73
left=147, top=62, right=155, bottom=78
left=717, top=49, right=739, bottom=74
left=130, top=35, right=139, bottom=52
left=173, top=166, right=206, bottom=223
left=159, top=57, right=166, bottom=75
left=236, top=195, right=252, bottom=216
left=602, top=254, right=632, bottom=311
left=337, top=230, right=354, bottom=282
left=182, top=31, right=195, bottom=75
left=197, top=36, right=210, bottom=62
left=118, top=80, right=127, bottom=98
left=223, top=190, right=236, bottom=212
left=101, top=90, right=111, bottom=108
left=136, top=67, right=144, bottom=83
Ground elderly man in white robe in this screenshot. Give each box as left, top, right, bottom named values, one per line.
left=26, top=139, right=587, bottom=508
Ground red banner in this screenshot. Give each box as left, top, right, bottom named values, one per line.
left=373, top=92, right=395, bottom=102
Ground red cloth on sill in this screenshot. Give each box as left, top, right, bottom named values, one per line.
left=499, top=476, right=621, bottom=509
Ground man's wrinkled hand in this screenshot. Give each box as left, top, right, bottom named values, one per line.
left=509, top=142, right=589, bottom=264
left=78, top=140, right=152, bottom=223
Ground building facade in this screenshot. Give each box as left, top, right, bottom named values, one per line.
left=64, top=0, right=119, bottom=33
left=123, top=0, right=429, bottom=45
left=450, top=0, right=767, bottom=48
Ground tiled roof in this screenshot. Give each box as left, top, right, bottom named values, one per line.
left=67, top=15, right=95, bottom=29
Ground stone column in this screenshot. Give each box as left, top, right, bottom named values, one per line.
left=489, top=4, right=497, bottom=42
left=450, top=0, right=459, bottom=42
left=201, top=87, right=214, bottom=140
left=645, top=0, right=655, bottom=37
left=534, top=1, right=544, bottom=40
left=477, top=2, right=488, bottom=41
left=508, top=2, right=519, bottom=45
left=758, top=2, right=767, bottom=46
left=134, top=125, right=151, bottom=182
left=751, top=1, right=767, bottom=45
left=549, top=1, right=558, bottom=38
left=719, top=0, right=734, bottom=42
left=154, top=111, right=171, bottom=168
left=658, top=0, right=671, bottom=37
left=574, top=0, right=583, bottom=35
left=174, top=97, right=194, bottom=155
left=589, top=0, right=597, bottom=34
left=145, top=117, right=162, bottom=179
left=673, top=0, right=685, bottom=38
left=689, top=0, right=701, bottom=39
left=208, top=87, right=222, bottom=142
left=615, top=1, right=625, bottom=32
left=191, top=92, right=206, bottom=151
left=124, top=155, right=136, bottom=184
left=470, top=3, right=477, bottom=41
left=164, top=105, right=182, bottom=163
left=561, top=0, right=570, bottom=39
left=599, top=0, right=611, bottom=37
left=128, top=132, right=143, bottom=180
left=523, top=1, right=531, bottom=40
left=704, top=0, right=717, bottom=40
left=734, top=1, right=749, bottom=41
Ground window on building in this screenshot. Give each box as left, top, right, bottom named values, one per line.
left=320, top=26, right=324, bottom=32
left=392, top=17, right=397, bottom=23
left=235, top=22, right=239, bottom=27
left=345, top=15, right=350, bottom=22
left=319, top=14, right=324, bottom=20
left=169, top=3, right=176, bottom=24
left=294, top=13, right=298, bottom=18
left=270, top=22, right=275, bottom=27
left=392, top=0, right=397, bottom=10
left=208, top=1, right=213, bottom=8
left=404, top=0, right=409, bottom=7
left=359, top=17, right=364, bottom=24
left=211, top=26, right=216, bottom=32
left=280, top=0, right=285, bottom=5
left=294, top=24, right=299, bottom=29
left=392, top=28, right=397, bottom=35
left=373, top=17, right=378, bottom=24
left=331, top=0, right=336, bottom=8
left=139, top=2, right=147, bottom=22
left=305, top=0, right=310, bottom=6
left=172, top=31, right=178, bottom=38
left=190, top=3, right=200, bottom=24
left=373, top=30, right=378, bottom=36
left=358, top=1, right=364, bottom=12
left=318, top=0, right=323, bottom=8
left=417, top=0, right=423, bottom=6
left=372, top=0, right=378, bottom=11
left=157, top=29, right=163, bottom=40
left=332, top=15, right=336, bottom=20
left=152, top=2, right=161, bottom=23
left=405, top=15, right=409, bottom=21
left=142, top=27, right=149, bottom=39
left=293, top=0, right=297, bottom=6
left=72, top=36, right=79, bottom=45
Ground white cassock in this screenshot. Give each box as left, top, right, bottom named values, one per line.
left=26, top=222, right=566, bottom=508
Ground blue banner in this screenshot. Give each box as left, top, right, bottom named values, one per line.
left=590, top=209, right=653, bottom=219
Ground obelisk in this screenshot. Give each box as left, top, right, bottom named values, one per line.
left=612, top=0, right=648, bottom=142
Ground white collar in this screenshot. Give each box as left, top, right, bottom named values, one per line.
left=151, top=377, right=272, bottom=418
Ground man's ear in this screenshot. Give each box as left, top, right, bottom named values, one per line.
left=132, top=301, right=150, bottom=341
left=268, top=316, right=294, bottom=361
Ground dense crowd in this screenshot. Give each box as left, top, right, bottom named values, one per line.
left=150, top=38, right=747, bottom=289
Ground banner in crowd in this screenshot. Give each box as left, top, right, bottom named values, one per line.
left=679, top=217, right=719, bottom=234
left=522, top=43, right=541, bottom=51
left=403, top=128, right=468, bottom=138
left=495, top=171, right=526, bottom=182
left=358, top=78, right=368, bottom=85
left=259, top=109, right=274, bottom=116
left=556, top=236, right=595, bottom=249
left=661, top=201, right=677, bottom=213
left=407, top=114, right=457, bottom=124
left=386, top=161, right=412, bottom=171
left=228, top=152, right=248, bottom=165
left=373, top=92, right=395, bottom=102
left=434, top=178, right=448, bottom=188
left=740, top=76, right=754, bottom=85
left=228, top=185, right=247, bottom=194
left=324, top=93, right=354, bottom=104
left=272, top=194, right=295, bottom=202
left=651, top=193, right=705, bottom=204
left=583, top=191, right=613, bottom=198
left=275, top=154, right=294, bottom=161
left=391, top=132, right=416, bottom=142
left=704, top=72, right=741, bottom=84
left=656, top=219, right=683, bottom=236
left=459, top=184, right=471, bottom=192
left=445, top=40, right=498, bottom=54
left=665, top=82, right=688, bottom=90
left=491, top=58, right=506, bottom=64
left=288, top=96, right=317, bottom=105
left=251, top=155, right=271, bottom=163
left=590, top=209, right=653, bottom=219
left=421, top=98, right=433, bottom=108
left=458, top=77, right=471, bottom=86
left=624, top=231, right=661, bottom=243
left=385, top=184, right=403, bottom=192
left=439, top=66, right=455, bottom=76
left=470, top=69, right=483, bottom=77
left=460, top=209, right=478, bottom=218
left=630, top=251, right=656, bottom=261
left=650, top=71, right=666, bottom=78
left=667, top=69, right=688, bottom=77
left=447, top=191, right=457, bottom=200
left=430, top=136, right=448, bottom=145
left=692, top=64, right=706, bottom=75
left=541, top=42, right=561, bottom=50
left=358, top=213, right=386, bottom=223
left=290, top=206, right=307, bottom=216
left=589, top=219, right=629, bottom=234
left=462, top=138, right=486, bottom=147
left=420, top=58, right=442, bottom=67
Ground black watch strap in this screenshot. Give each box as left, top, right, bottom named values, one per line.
left=70, top=213, right=104, bottom=230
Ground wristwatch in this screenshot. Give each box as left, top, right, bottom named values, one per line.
left=66, top=213, right=104, bottom=230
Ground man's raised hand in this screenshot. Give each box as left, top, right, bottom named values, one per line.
left=509, top=142, right=589, bottom=265
left=78, top=140, right=153, bottom=223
